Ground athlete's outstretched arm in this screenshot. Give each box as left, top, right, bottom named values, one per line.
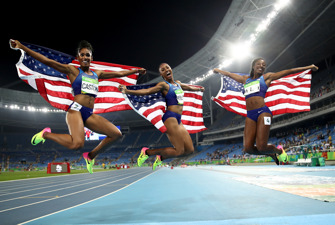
left=118, top=82, right=166, bottom=95
left=265, top=64, right=318, bottom=82
left=213, top=68, right=248, bottom=84
left=10, top=40, right=74, bottom=76
left=97, top=68, right=146, bottom=79
left=177, top=81, right=205, bottom=92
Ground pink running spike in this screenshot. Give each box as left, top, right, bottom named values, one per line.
left=42, top=127, right=51, bottom=137
left=141, top=147, right=149, bottom=154
left=83, top=152, right=90, bottom=160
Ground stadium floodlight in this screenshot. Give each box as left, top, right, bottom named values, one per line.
left=2, top=102, right=64, bottom=113
left=189, top=0, right=289, bottom=85
left=274, top=0, right=290, bottom=10
left=230, top=42, right=251, bottom=59
left=222, top=59, right=233, bottom=68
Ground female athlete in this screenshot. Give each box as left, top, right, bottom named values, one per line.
left=214, top=58, right=318, bottom=164
left=10, top=40, right=146, bottom=173
left=119, top=63, right=204, bottom=170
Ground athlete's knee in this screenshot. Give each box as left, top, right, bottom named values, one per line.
left=107, top=129, right=122, bottom=139
left=243, top=146, right=254, bottom=154
left=115, top=130, right=122, bottom=138
left=175, top=146, right=185, bottom=155
left=70, top=141, right=84, bottom=150
left=256, top=143, right=268, bottom=152
left=184, top=146, right=194, bottom=155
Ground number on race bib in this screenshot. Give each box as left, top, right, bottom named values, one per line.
left=244, top=80, right=260, bottom=96
left=174, top=89, right=184, bottom=105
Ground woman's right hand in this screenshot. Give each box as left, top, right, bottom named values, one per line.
left=213, top=68, right=221, bottom=74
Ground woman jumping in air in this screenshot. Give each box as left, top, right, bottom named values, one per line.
left=10, top=40, right=146, bottom=173
left=119, top=63, right=204, bottom=170
left=214, top=58, right=318, bottom=164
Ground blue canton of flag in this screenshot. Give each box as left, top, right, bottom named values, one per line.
left=13, top=41, right=140, bottom=112
left=125, top=83, right=165, bottom=110
left=212, top=70, right=312, bottom=117
left=22, top=43, right=74, bottom=79
left=221, top=73, right=246, bottom=94
left=123, top=82, right=207, bottom=133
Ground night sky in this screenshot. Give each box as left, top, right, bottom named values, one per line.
left=2, top=0, right=231, bottom=91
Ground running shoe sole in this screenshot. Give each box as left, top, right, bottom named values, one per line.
left=83, top=152, right=94, bottom=174
left=152, top=155, right=162, bottom=171
left=31, top=127, right=51, bottom=146
left=137, top=147, right=149, bottom=167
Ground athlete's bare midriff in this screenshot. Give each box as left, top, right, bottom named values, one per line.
left=246, top=96, right=266, bottom=111
left=74, top=94, right=95, bottom=109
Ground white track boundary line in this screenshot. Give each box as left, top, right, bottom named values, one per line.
left=19, top=168, right=158, bottom=225
left=0, top=171, right=111, bottom=191
left=0, top=170, right=139, bottom=203
left=0, top=169, right=150, bottom=214
left=0, top=167, right=122, bottom=183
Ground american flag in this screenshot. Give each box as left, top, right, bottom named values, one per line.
left=123, top=83, right=207, bottom=133
left=212, top=70, right=312, bottom=116
left=13, top=42, right=140, bottom=113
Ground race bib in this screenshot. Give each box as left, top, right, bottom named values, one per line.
left=244, top=80, right=260, bottom=96
left=70, top=102, right=82, bottom=111
left=264, top=116, right=271, bottom=125
left=175, top=89, right=184, bottom=105
left=81, top=76, right=99, bottom=95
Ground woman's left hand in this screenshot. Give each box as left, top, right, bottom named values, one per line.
left=118, top=84, right=127, bottom=94
left=138, top=68, right=146, bottom=75
left=310, top=64, right=318, bottom=72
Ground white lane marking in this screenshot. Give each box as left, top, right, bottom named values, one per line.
left=19, top=169, right=158, bottom=225
left=0, top=169, right=152, bottom=214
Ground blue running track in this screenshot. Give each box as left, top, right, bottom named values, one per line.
left=0, top=165, right=334, bottom=224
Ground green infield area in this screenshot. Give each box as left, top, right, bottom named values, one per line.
left=0, top=169, right=113, bottom=182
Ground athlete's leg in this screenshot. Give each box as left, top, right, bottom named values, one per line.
left=255, top=113, right=282, bottom=155
left=243, top=115, right=279, bottom=164
left=43, top=110, right=85, bottom=150
left=180, top=124, right=194, bottom=155
left=145, top=117, right=187, bottom=160
left=84, top=114, right=122, bottom=159
left=243, top=117, right=259, bottom=154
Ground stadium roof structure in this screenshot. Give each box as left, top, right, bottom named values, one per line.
left=1, top=0, right=335, bottom=129
left=147, top=0, right=335, bottom=113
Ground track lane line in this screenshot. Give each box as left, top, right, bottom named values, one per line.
left=0, top=170, right=140, bottom=202
left=0, top=171, right=140, bottom=202
left=18, top=168, right=158, bottom=225
left=0, top=169, right=152, bottom=213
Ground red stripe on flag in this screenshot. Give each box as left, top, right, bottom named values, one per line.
left=94, top=97, right=125, bottom=104
left=272, top=108, right=310, bottom=115
left=181, top=120, right=205, bottom=126
left=184, top=92, right=203, bottom=100
left=93, top=104, right=132, bottom=114
left=142, top=105, right=166, bottom=117
left=265, top=89, right=310, bottom=98
left=183, top=102, right=203, bottom=109
left=182, top=110, right=203, bottom=118
left=266, top=99, right=310, bottom=107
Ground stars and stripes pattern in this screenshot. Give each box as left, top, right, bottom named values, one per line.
left=13, top=42, right=140, bottom=113
left=212, top=70, right=312, bottom=116
left=123, top=83, right=207, bottom=133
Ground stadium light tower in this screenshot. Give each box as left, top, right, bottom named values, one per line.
left=189, top=0, right=290, bottom=85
